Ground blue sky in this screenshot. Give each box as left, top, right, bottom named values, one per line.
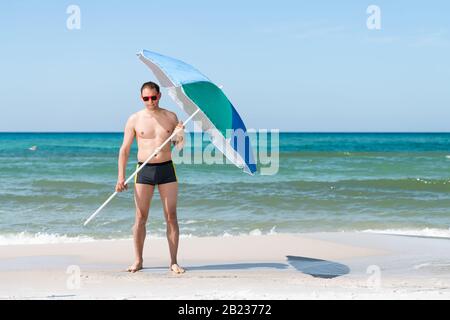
left=1, top=1, right=449, bottom=132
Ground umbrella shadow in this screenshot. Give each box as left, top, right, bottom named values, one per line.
left=142, top=262, right=288, bottom=272
left=138, top=257, right=350, bottom=279
left=286, top=255, right=350, bottom=279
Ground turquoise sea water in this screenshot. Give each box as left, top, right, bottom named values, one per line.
left=0, top=132, right=449, bottom=243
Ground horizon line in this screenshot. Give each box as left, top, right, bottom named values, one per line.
left=1, top=131, right=450, bottom=134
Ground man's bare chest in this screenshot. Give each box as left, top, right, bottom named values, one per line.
left=134, top=116, right=174, bottom=140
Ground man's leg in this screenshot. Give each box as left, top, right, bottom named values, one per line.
left=158, top=182, right=185, bottom=274
left=128, top=183, right=154, bottom=272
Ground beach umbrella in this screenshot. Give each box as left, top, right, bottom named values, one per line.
left=84, top=50, right=256, bottom=226
left=137, top=50, right=257, bottom=174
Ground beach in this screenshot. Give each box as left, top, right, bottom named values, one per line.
left=2, top=0, right=450, bottom=302
left=1, top=232, right=449, bottom=299
left=1, top=132, right=450, bottom=299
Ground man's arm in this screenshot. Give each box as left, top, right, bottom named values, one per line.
left=170, top=112, right=185, bottom=150
left=116, top=114, right=136, bottom=192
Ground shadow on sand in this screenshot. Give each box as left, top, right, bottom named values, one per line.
left=286, top=255, right=350, bottom=279
left=142, top=262, right=288, bottom=272
left=140, top=256, right=350, bottom=279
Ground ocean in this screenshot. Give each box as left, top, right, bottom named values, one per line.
left=0, top=132, right=449, bottom=244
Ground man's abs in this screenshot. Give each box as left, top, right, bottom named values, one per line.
left=136, top=138, right=172, bottom=163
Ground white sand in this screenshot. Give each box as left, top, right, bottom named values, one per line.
left=0, top=232, right=449, bottom=299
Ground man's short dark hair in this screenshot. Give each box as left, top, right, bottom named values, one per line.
left=141, top=81, right=160, bottom=94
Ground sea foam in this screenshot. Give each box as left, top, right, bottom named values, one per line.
left=0, top=232, right=96, bottom=246
left=362, top=228, right=450, bottom=239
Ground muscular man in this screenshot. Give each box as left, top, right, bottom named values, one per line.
left=116, top=81, right=185, bottom=274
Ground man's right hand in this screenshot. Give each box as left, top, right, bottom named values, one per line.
left=115, top=179, right=128, bottom=192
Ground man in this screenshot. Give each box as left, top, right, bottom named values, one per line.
left=116, top=81, right=185, bottom=274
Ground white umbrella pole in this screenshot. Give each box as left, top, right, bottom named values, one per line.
left=84, top=108, right=201, bottom=226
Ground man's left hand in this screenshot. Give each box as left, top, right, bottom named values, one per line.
left=175, top=121, right=184, bottom=131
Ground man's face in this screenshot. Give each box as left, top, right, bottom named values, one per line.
left=141, top=87, right=161, bottom=109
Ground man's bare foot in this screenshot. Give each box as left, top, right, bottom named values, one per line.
left=127, top=261, right=143, bottom=273
left=170, top=263, right=185, bottom=274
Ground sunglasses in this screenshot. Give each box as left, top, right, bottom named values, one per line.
left=142, top=95, right=158, bottom=102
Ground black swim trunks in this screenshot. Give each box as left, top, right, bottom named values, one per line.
left=134, top=160, right=178, bottom=185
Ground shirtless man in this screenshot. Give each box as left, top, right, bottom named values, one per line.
left=115, top=81, right=185, bottom=274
